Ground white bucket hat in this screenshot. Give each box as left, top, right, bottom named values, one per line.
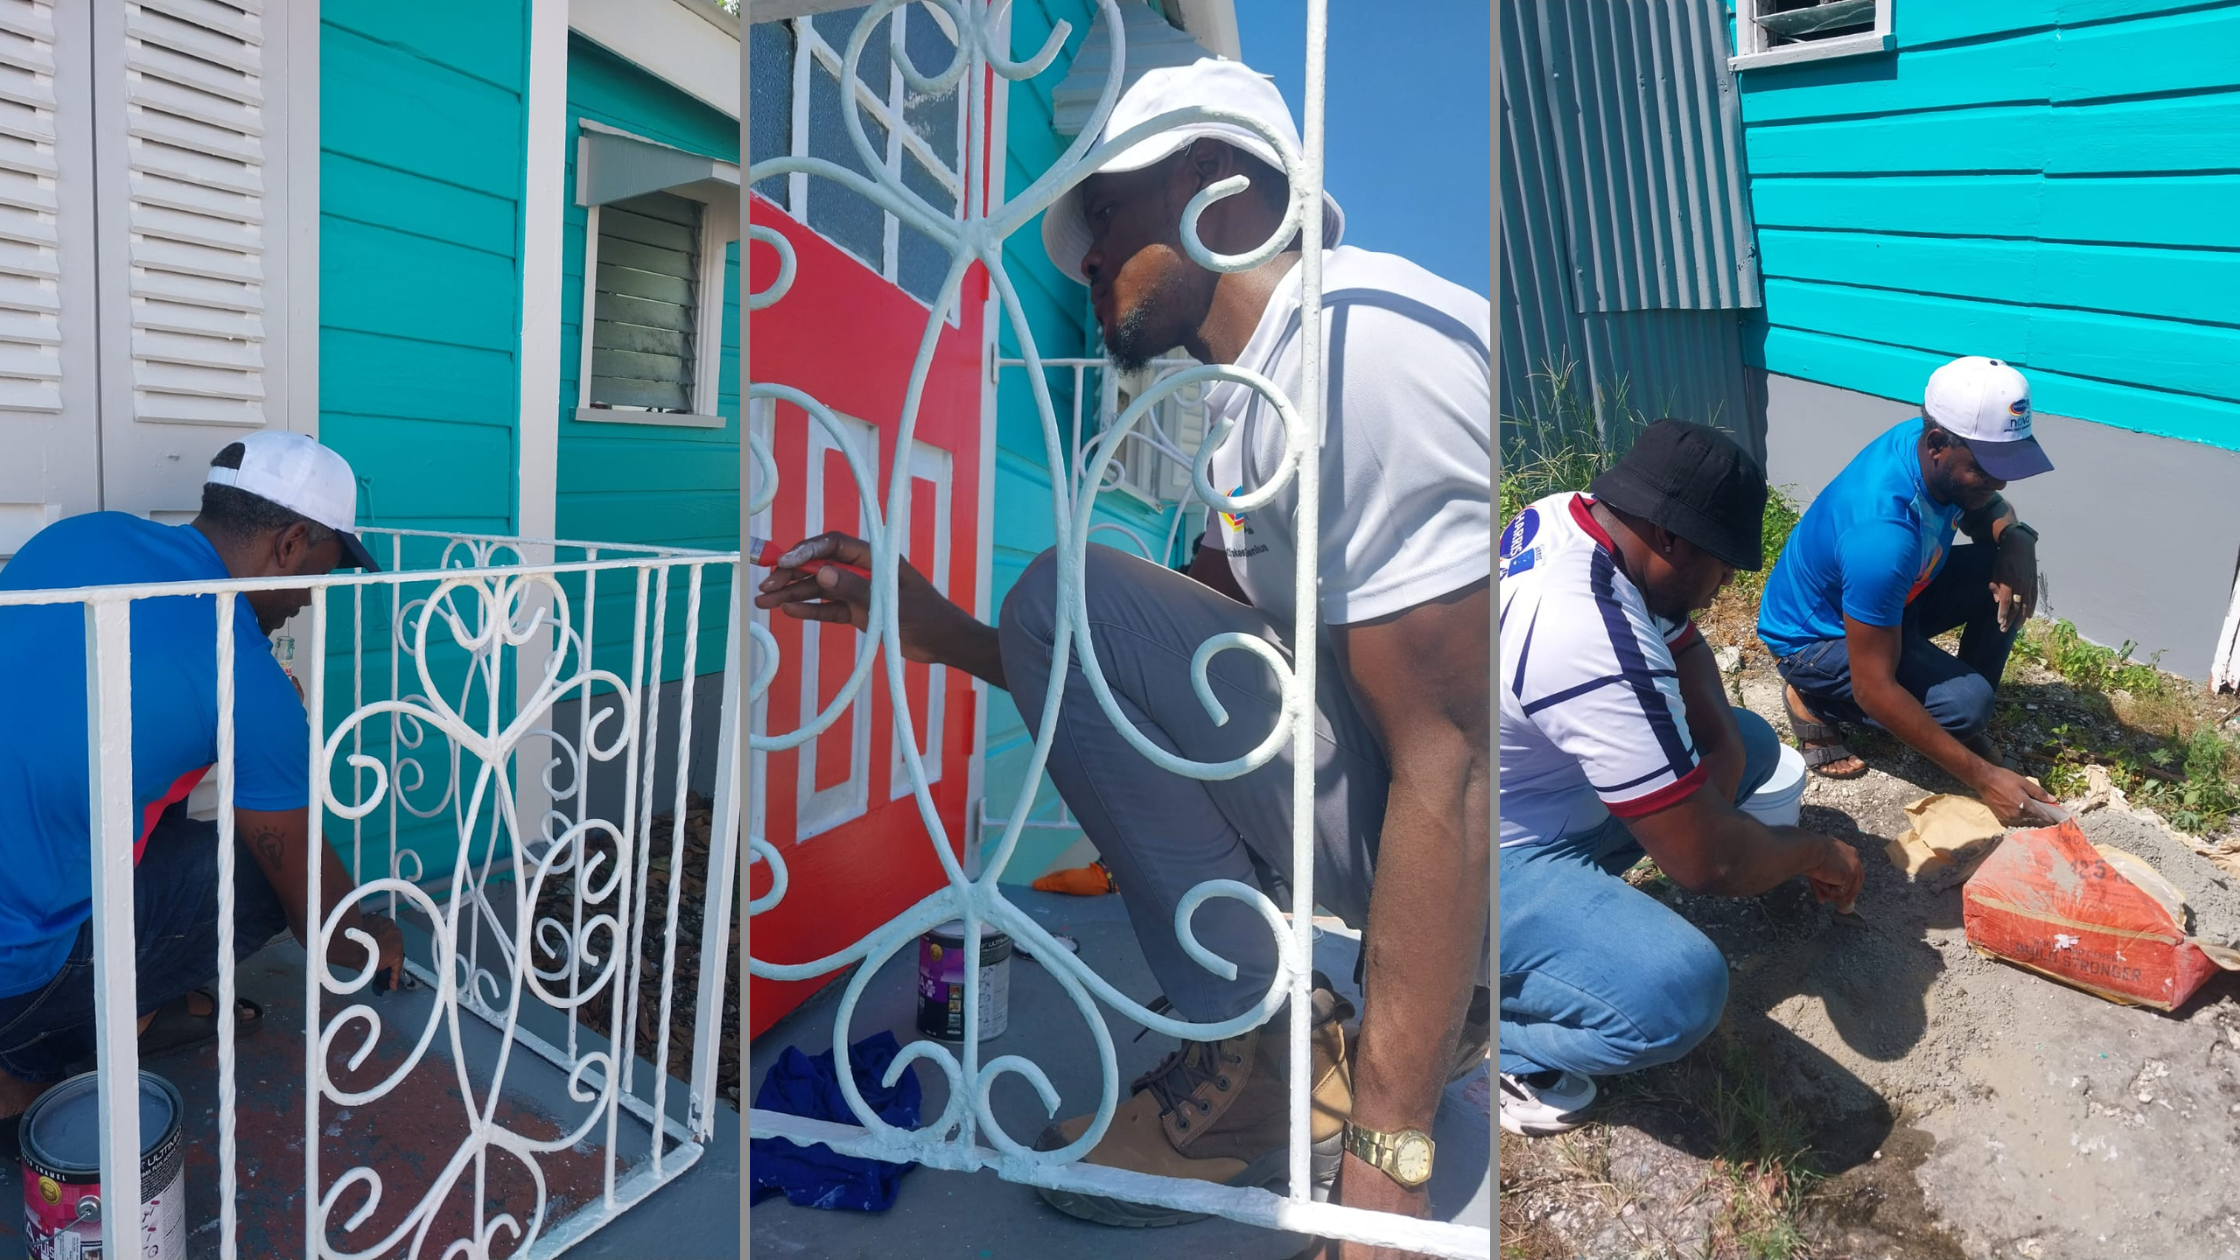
left=1041, top=58, right=1344, bottom=286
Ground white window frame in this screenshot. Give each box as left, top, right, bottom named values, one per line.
left=573, top=130, right=742, bottom=430
left=773, top=8, right=968, bottom=323
left=1729, top=0, right=1892, bottom=71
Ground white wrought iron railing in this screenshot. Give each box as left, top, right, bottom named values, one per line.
left=4, top=527, right=743, bottom=1258
left=994, top=353, right=1207, bottom=569
left=744, top=2, right=1489, bottom=1255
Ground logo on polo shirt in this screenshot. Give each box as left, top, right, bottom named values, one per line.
left=1501, top=508, right=1539, bottom=560
left=1500, top=507, right=1540, bottom=577
left=1221, top=486, right=1251, bottom=532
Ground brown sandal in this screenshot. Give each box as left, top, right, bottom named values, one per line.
left=1785, top=688, right=1869, bottom=780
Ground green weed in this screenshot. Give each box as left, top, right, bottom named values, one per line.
left=2032, top=619, right=2165, bottom=697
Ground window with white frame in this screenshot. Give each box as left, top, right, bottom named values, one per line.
left=1730, top=0, right=1891, bottom=71
left=747, top=5, right=969, bottom=317
left=574, top=127, right=740, bottom=429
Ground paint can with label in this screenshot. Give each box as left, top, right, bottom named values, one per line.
left=20, top=1070, right=186, bottom=1260
left=916, top=920, right=1011, bottom=1042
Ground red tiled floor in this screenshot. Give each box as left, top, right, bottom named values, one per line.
left=1, top=944, right=677, bottom=1260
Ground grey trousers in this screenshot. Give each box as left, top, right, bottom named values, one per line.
left=997, top=545, right=1393, bottom=1024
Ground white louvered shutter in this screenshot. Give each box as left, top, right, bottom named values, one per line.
left=0, top=0, right=97, bottom=558
left=96, top=0, right=287, bottom=518
left=0, top=1, right=60, bottom=416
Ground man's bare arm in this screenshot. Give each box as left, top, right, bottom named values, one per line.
left=1331, top=580, right=1489, bottom=1185
left=1842, top=615, right=2052, bottom=822
left=1672, top=633, right=1745, bottom=804
left=237, top=807, right=401, bottom=986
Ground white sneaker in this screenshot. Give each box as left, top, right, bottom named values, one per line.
left=1499, top=1069, right=1597, bottom=1136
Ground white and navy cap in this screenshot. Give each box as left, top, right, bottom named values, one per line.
left=1040, top=58, right=1344, bottom=286
left=1923, top=356, right=2054, bottom=481
left=205, top=431, right=379, bottom=571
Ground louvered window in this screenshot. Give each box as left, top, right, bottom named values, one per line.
left=1731, top=0, right=1892, bottom=70
left=587, top=191, right=703, bottom=414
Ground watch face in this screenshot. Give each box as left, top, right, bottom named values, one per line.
left=1394, top=1133, right=1433, bottom=1184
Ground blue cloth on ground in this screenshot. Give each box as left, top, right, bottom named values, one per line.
left=749, top=1030, right=923, bottom=1212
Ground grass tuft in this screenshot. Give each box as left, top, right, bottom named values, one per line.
left=2009, top=619, right=2240, bottom=835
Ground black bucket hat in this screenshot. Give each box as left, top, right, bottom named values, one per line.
left=1589, top=419, right=1768, bottom=572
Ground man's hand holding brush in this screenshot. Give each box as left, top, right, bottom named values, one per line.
left=752, top=532, right=1010, bottom=687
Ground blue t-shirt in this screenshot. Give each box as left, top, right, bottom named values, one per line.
left=1757, top=417, right=1965, bottom=660
left=0, top=515, right=309, bottom=997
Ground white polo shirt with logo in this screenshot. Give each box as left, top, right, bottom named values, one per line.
left=1499, top=493, right=1707, bottom=850
left=1197, top=246, right=1492, bottom=636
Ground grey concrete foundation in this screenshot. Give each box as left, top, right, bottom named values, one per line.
left=1758, top=371, right=2240, bottom=680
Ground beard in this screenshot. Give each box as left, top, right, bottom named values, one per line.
left=1106, top=267, right=1188, bottom=372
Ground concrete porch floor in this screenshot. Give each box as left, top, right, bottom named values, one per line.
left=0, top=923, right=740, bottom=1259
left=748, top=889, right=1493, bottom=1260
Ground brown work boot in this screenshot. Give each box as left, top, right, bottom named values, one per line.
left=1035, top=979, right=1356, bottom=1227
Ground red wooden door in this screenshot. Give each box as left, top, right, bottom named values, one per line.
left=745, top=194, right=983, bottom=1038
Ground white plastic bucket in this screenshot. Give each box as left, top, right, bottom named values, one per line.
left=1739, top=743, right=1808, bottom=829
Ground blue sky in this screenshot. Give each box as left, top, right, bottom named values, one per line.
left=1233, top=1, right=1492, bottom=299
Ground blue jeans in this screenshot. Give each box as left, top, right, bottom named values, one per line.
left=1498, top=707, right=1781, bottom=1078
left=0, top=804, right=290, bottom=1082
left=1775, top=542, right=2018, bottom=742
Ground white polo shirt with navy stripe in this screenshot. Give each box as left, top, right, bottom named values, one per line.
left=1499, top=493, right=1706, bottom=850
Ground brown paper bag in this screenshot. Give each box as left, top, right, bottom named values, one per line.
left=1886, top=794, right=2006, bottom=890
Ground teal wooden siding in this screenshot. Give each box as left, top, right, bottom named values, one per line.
left=984, top=0, right=1186, bottom=884
left=558, top=36, right=741, bottom=688
left=1737, top=1, right=2240, bottom=448
left=318, top=2, right=534, bottom=882
left=321, top=0, right=528, bottom=535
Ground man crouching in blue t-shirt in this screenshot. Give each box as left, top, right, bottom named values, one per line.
left=0, top=432, right=403, bottom=1136
left=1756, top=356, right=2061, bottom=825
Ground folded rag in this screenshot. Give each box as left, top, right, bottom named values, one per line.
left=749, top=1030, right=923, bottom=1212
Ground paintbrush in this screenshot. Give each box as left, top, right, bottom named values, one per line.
left=748, top=535, right=870, bottom=580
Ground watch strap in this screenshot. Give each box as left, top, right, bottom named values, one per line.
left=1344, top=1121, right=1433, bottom=1187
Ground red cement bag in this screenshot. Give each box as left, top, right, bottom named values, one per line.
left=1961, top=817, right=2227, bottom=1010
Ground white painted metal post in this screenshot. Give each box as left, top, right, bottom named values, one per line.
left=215, top=595, right=241, bottom=1260
left=303, top=585, right=327, bottom=1260
left=83, top=599, right=143, bottom=1256
left=689, top=567, right=745, bottom=1138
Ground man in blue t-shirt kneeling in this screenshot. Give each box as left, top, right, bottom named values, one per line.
left=1757, top=356, right=2061, bottom=825
left=0, top=432, right=403, bottom=1135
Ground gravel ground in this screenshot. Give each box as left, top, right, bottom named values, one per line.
left=1502, top=636, right=2240, bottom=1260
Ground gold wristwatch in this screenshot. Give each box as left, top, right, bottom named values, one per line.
left=1343, top=1122, right=1435, bottom=1189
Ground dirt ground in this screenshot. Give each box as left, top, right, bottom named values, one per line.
left=1501, top=626, right=2240, bottom=1260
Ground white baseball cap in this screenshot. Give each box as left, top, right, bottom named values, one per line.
left=1922, top=356, right=2054, bottom=481
left=1040, top=58, right=1344, bottom=286
left=204, top=431, right=379, bottom=570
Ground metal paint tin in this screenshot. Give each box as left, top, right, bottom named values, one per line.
left=20, top=1070, right=186, bottom=1260
left=916, top=920, right=1011, bottom=1042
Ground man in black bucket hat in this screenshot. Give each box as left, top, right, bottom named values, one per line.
left=1497, top=419, right=1862, bottom=1137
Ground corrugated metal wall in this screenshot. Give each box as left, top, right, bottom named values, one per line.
left=1502, top=0, right=1762, bottom=456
